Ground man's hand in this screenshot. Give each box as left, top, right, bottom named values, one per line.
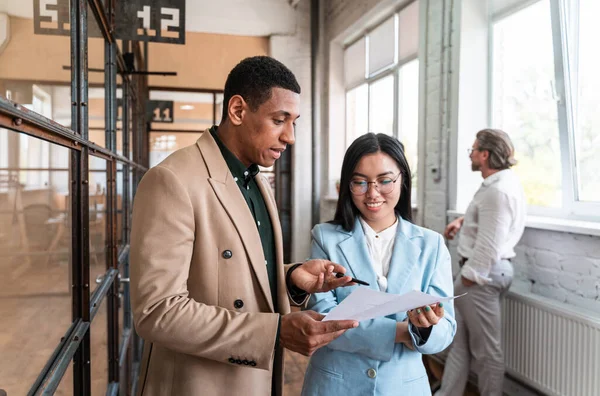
left=461, top=276, right=475, bottom=287
left=279, top=311, right=358, bottom=356
left=407, top=303, right=445, bottom=328
left=290, top=260, right=354, bottom=294
left=444, top=216, right=464, bottom=240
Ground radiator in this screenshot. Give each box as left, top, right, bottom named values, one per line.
left=502, top=291, right=600, bottom=396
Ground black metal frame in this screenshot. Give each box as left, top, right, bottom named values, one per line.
left=0, top=0, right=148, bottom=394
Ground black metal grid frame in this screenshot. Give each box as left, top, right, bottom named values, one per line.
left=0, top=0, right=148, bottom=394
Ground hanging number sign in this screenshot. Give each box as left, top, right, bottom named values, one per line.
left=147, top=100, right=174, bottom=123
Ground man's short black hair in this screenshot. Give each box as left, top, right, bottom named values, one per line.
left=220, top=56, right=301, bottom=122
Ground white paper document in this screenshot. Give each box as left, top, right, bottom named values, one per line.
left=323, top=287, right=466, bottom=322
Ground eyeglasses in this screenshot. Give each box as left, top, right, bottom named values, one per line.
left=349, top=173, right=401, bottom=195
left=467, top=148, right=482, bottom=156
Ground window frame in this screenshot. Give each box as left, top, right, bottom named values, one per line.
left=342, top=0, right=420, bottom=206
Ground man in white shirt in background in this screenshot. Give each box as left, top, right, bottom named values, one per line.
left=435, top=129, right=526, bottom=396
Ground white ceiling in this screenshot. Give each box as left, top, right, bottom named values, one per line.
left=0, top=0, right=297, bottom=36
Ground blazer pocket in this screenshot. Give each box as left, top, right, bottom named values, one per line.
left=404, top=373, right=427, bottom=383
left=308, top=362, right=344, bottom=379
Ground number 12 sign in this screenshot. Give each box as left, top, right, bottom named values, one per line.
left=116, top=0, right=185, bottom=44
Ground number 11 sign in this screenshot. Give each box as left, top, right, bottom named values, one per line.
left=116, top=0, right=185, bottom=44
left=147, top=100, right=174, bottom=123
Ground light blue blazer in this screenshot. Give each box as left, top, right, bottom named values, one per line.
left=301, top=217, right=456, bottom=396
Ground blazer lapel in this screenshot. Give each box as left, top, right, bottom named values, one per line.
left=198, top=132, right=274, bottom=312
left=337, top=220, right=379, bottom=291
left=255, top=175, right=289, bottom=315
left=385, top=218, right=422, bottom=295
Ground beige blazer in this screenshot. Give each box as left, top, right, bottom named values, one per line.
left=130, top=130, right=297, bottom=396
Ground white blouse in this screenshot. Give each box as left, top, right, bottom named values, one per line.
left=359, top=217, right=398, bottom=292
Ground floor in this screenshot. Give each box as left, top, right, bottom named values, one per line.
left=0, top=243, right=111, bottom=396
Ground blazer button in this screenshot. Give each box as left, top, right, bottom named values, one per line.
left=235, top=359, right=242, bottom=365
left=222, top=250, right=233, bottom=259
left=228, top=357, right=235, bottom=364
left=234, top=299, right=244, bottom=309
left=367, top=368, right=377, bottom=378
left=242, top=359, right=249, bottom=365
left=250, top=361, right=257, bottom=366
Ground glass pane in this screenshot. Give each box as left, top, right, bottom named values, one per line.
left=398, top=1, right=419, bottom=62
left=129, top=95, right=135, bottom=161
left=492, top=0, right=561, bottom=208
left=88, top=3, right=106, bottom=149
left=369, top=75, right=394, bottom=136
left=398, top=60, right=419, bottom=205
left=117, top=163, right=124, bottom=247
left=150, top=132, right=203, bottom=167
left=0, top=131, right=72, bottom=394
left=91, top=302, right=109, bottom=395
left=149, top=91, right=214, bottom=132
left=115, top=83, right=124, bottom=156
left=89, top=157, right=107, bottom=293
left=215, top=93, right=224, bottom=125
left=345, top=84, right=368, bottom=148
left=574, top=0, right=600, bottom=202
left=0, top=4, right=70, bottom=127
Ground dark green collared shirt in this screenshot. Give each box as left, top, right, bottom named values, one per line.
left=210, top=126, right=278, bottom=311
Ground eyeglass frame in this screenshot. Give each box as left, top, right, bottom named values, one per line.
left=349, top=173, right=402, bottom=196
left=467, top=147, right=484, bottom=156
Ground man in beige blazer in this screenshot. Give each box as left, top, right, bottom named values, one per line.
left=130, top=56, right=358, bottom=395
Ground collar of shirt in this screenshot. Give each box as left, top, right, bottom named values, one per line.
left=359, top=217, right=398, bottom=242
left=210, top=125, right=260, bottom=187
left=482, top=168, right=512, bottom=187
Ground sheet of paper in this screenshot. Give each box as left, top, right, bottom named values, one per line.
left=322, top=287, right=466, bottom=322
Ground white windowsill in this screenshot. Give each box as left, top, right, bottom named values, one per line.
left=447, top=210, right=600, bottom=237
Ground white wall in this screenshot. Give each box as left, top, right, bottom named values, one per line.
left=270, top=0, right=313, bottom=262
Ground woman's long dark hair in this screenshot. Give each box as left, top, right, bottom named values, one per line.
left=331, top=133, right=413, bottom=231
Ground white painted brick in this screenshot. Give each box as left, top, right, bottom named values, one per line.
left=512, top=261, right=529, bottom=279
left=565, top=293, right=600, bottom=314
left=511, top=278, right=532, bottom=293
left=590, top=265, right=600, bottom=280
left=534, top=250, right=561, bottom=270
left=531, top=283, right=568, bottom=303
left=578, top=278, right=599, bottom=299
left=528, top=266, right=559, bottom=286
left=560, top=256, right=596, bottom=275
left=557, top=273, right=580, bottom=293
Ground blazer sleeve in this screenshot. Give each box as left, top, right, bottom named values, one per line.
left=305, top=225, right=398, bottom=362
left=130, top=166, right=279, bottom=371
left=407, top=234, right=457, bottom=355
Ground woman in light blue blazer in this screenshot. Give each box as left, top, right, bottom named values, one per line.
left=301, top=133, right=456, bottom=396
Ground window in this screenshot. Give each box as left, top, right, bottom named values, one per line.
left=342, top=0, right=420, bottom=203
left=572, top=0, right=600, bottom=203
left=492, top=0, right=561, bottom=208
left=369, top=75, right=394, bottom=136
left=489, top=0, right=600, bottom=220
left=398, top=60, right=420, bottom=203
left=345, top=84, right=369, bottom=148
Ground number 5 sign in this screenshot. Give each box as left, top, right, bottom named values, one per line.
left=116, top=0, right=185, bottom=44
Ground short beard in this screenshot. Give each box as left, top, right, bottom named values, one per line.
left=471, top=163, right=480, bottom=172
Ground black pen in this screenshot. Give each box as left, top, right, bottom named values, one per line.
left=335, top=272, right=370, bottom=286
